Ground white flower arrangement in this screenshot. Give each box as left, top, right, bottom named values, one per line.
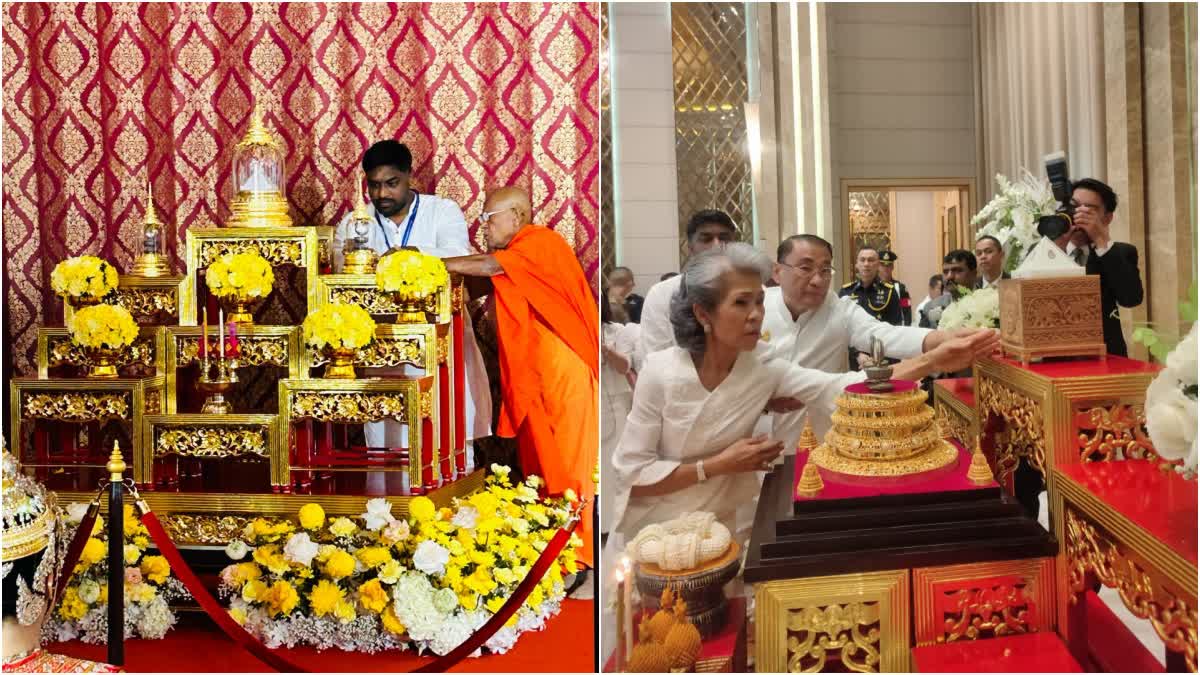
left=934, top=287, right=1000, bottom=331
left=972, top=171, right=1058, bottom=273
left=1145, top=322, right=1198, bottom=476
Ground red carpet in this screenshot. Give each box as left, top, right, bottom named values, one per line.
left=47, top=599, right=595, bottom=673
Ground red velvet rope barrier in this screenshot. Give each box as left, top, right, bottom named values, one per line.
left=132, top=497, right=585, bottom=673
left=52, top=500, right=99, bottom=609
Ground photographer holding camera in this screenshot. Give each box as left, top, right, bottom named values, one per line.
left=1057, top=178, right=1144, bottom=357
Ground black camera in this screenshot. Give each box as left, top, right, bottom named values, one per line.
left=1037, top=151, right=1075, bottom=240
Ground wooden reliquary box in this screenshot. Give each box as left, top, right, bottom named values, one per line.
left=998, top=276, right=1106, bottom=365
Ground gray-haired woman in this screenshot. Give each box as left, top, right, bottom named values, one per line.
left=609, top=243, right=998, bottom=543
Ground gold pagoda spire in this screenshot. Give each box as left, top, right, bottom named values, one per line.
left=129, top=176, right=173, bottom=277
left=967, top=440, right=994, bottom=485
left=797, top=415, right=818, bottom=451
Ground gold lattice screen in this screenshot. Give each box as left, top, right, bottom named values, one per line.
left=849, top=190, right=893, bottom=255
left=671, top=2, right=753, bottom=253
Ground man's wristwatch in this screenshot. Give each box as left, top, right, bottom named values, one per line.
left=696, top=459, right=708, bottom=483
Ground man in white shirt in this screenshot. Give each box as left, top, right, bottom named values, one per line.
left=974, top=235, right=1009, bottom=289
left=332, top=140, right=492, bottom=464
left=762, top=234, right=994, bottom=448
left=636, top=209, right=738, bottom=364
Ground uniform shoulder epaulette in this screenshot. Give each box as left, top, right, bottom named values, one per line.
left=882, top=281, right=894, bottom=288
left=841, top=280, right=855, bottom=288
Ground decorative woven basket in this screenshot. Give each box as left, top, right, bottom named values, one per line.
left=634, top=541, right=741, bottom=638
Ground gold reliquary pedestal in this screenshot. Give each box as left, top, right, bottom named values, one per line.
left=998, top=276, right=1106, bottom=365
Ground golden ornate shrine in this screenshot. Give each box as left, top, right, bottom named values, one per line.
left=10, top=114, right=477, bottom=545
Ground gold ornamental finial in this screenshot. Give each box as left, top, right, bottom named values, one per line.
left=797, top=416, right=818, bottom=451
left=237, top=102, right=281, bottom=150
left=795, top=462, right=824, bottom=498
left=967, top=440, right=994, bottom=485
left=351, top=190, right=370, bottom=222
left=107, top=441, right=126, bottom=481
left=144, top=178, right=162, bottom=228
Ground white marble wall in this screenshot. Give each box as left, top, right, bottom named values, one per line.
left=609, top=2, right=680, bottom=296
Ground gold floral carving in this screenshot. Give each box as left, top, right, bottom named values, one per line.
left=114, top=288, right=177, bottom=321
left=1074, top=403, right=1171, bottom=467
left=328, top=287, right=402, bottom=314
left=22, top=393, right=130, bottom=422
left=1065, top=508, right=1197, bottom=670
left=48, top=335, right=155, bottom=370
left=978, top=377, right=1044, bottom=480
left=940, top=584, right=1032, bottom=642
left=145, top=390, right=162, bottom=415
left=437, top=335, right=449, bottom=364
left=420, top=390, right=434, bottom=419
left=178, top=336, right=289, bottom=368
left=306, top=337, right=424, bottom=369
left=162, top=514, right=257, bottom=546
left=290, top=392, right=408, bottom=423
left=451, top=283, right=464, bottom=312
left=1023, top=296, right=1102, bottom=329
left=198, top=240, right=304, bottom=268
left=155, top=426, right=270, bottom=459
left=935, top=404, right=972, bottom=444
left=786, top=603, right=882, bottom=673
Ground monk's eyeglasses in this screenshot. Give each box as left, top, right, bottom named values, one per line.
left=480, top=207, right=514, bottom=223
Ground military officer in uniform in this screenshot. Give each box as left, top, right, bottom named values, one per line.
left=839, top=246, right=903, bottom=369
left=877, top=250, right=913, bottom=325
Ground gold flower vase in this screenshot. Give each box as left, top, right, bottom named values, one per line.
left=81, top=345, right=122, bottom=379
left=323, top=345, right=359, bottom=380
left=391, top=293, right=432, bottom=324
left=217, top=293, right=262, bottom=326
left=197, top=362, right=238, bottom=414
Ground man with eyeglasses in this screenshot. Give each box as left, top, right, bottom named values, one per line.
left=763, top=235, right=996, bottom=449
left=442, top=186, right=598, bottom=570
left=332, top=140, right=492, bottom=462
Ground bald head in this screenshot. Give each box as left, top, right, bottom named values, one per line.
left=484, top=186, right=531, bottom=250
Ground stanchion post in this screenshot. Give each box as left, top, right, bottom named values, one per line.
left=106, top=442, right=126, bottom=667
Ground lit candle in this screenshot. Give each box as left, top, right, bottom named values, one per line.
left=622, top=556, right=634, bottom=660
left=218, top=307, right=225, bottom=362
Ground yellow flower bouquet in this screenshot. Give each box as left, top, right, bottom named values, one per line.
left=303, top=303, right=377, bottom=379
left=68, top=304, right=140, bottom=378
left=49, top=503, right=189, bottom=643
left=205, top=250, right=275, bottom=324
left=216, top=466, right=581, bottom=655
left=51, top=255, right=119, bottom=306
left=375, top=251, right=448, bottom=323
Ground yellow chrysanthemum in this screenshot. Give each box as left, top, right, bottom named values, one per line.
left=525, top=584, right=545, bottom=610
left=229, top=607, right=247, bottom=626
left=458, top=591, right=479, bottom=611
left=309, top=579, right=344, bottom=617
left=242, top=579, right=268, bottom=603
left=323, top=549, right=355, bottom=579
left=226, top=562, right=262, bottom=590
left=68, top=304, right=139, bottom=349
left=328, top=517, right=357, bottom=538
left=51, top=256, right=118, bottom=301
left=80, top=538, right=105, bottom=566
left=127, top=582, right=156, bottom=604
left=381, top=606, right=406, bottom=635
left=264, top=580, right=299, bottom=617
left=298, top=503, right=325, bottom=530
left=408, top=496, right=436, bottom=523
left=464, top=567, right=498, bottom=596
left=58, top=587, right=88, bottom=621
left=355, top=546, right=392, bottom=569
left=357, top=578, right=389, bottom=614
left=98, top=584, right=108, bottom=604
left=140, top=555, right=171, bottom=584
left=206, top=251, right=275, bottom=299
left=253, top=545, right=291, bottom=575
left=485, top=595, right=507, bottom=614
left=374, top=250, right=448, bottom=297
left=494, top=567, right=516, bottom=585
left=302, top=303, right=376, bottom=350
left=334, top=599, right=357, bottom=623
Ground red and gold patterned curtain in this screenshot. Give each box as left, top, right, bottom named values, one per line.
left=2, top=2, right=600, bottom=375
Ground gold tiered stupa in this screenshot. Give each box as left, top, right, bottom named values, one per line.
left=810, top=340, right=958, bottom=477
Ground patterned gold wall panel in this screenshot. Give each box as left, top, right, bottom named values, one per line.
left=912, top=558, right=1056, bottom=647
left=671, top=2, right=753, bottom=252
left=849, top=190, right=893, bottom=254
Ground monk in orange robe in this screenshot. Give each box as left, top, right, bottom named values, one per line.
left=442, top=187, right=598, bottom=568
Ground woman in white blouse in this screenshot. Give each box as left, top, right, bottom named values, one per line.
left=610, top=244, right=998, bottom=545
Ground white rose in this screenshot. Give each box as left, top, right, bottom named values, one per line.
left=412, top=540, right=450, bottom=576
left=361, top=498, right=396, bottom=531
left=224, top=540, right=249, bottom=561
left=1165, top=324, right=1198, bottom=384
left=65, top=502, right=90, bottom=524
left=1145, top=382, right=1197, bottom=462
left=283, top=532, right=320, bottom=567
left=450, top=505, right=478, bottom=529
